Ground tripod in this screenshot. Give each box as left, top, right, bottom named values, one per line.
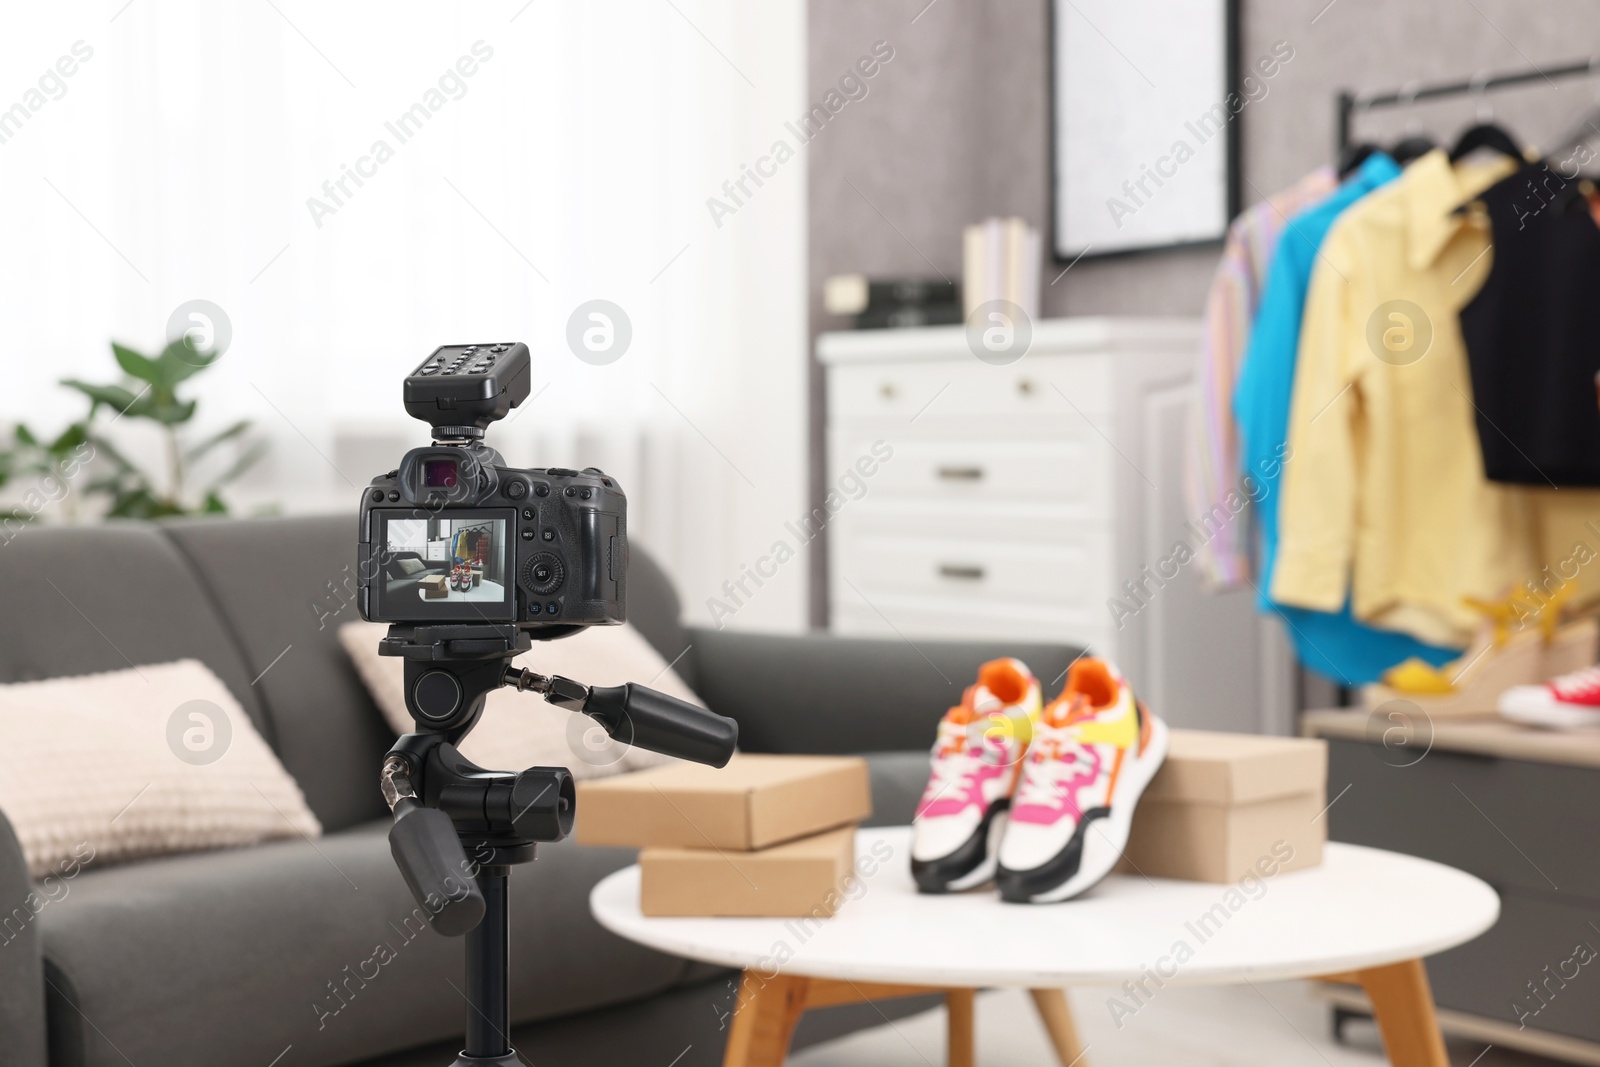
left=378, top=621, right=738, bottom=1066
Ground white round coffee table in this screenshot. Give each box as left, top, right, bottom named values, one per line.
left=591, top=827, right=1497, bottom=1067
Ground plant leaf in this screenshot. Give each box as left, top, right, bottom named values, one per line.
left=159, top=341, right=218, bottom=384
left=47, top=422, right=89, bottom=455
left=14, top=424, right=38, bottom=447
left=61, top=379, right=144, bottom=418
left=202, top=491, right=228, bottom=514
left=145, top=398, right=198, bottom=426
left=111, top=343, right=162, bottom=385
left=184, top=419, right=251, bottom=462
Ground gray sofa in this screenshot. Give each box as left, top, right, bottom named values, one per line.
left=0, top=515, right=1077, bottom=1067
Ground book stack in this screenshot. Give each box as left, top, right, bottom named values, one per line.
left=575, top=754, right=872, bottom=917
left=962, top=216, right=1041, bottom=319
left=822, top=274, right=963, bottom=330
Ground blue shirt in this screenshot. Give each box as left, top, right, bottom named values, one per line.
left=1234, top=154, right=1461, bottom=684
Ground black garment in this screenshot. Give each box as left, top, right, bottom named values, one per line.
left=1460, top=161, right=1600, bottom=485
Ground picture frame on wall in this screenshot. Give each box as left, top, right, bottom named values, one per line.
left=1050, top=0, right=1240, bottom=261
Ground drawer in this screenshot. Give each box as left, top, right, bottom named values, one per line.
left=829, top=353, right=1113, bottom=422
left=1325, top=740, right=1600, bottom=900
left=828, top=435, right=1110, bottom=510
left=831, top=597, right=1113, bottom=659
left=835, top=532, right=1109, bottom=609
left=1426, top=886, right=1600, bottom=1043
left=838, top=500, right=1105, bottom=546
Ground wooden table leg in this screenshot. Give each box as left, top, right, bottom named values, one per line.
left=723, top=971, right=809, bottom=1067
left=1326, top=960, right=1448, bottom=1067
left=946, top=988, right=975, bottom=1067
left=1029, top=988, right=1088, bottom=1067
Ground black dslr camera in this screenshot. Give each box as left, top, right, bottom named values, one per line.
left=357, top=342, right=624, bottom=633
left=359, top=343, right=737, bottom=1067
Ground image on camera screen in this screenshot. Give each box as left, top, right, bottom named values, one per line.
left=381, top=516, right=509, bottom=607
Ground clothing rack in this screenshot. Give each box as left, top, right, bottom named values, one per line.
left=1337, top=56, right=1600, bottom=153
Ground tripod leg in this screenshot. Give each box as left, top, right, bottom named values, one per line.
left=464, top=867, right=512, bottom=1059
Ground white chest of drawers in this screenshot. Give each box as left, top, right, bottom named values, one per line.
left=819, top=318, right=1291, bottom=735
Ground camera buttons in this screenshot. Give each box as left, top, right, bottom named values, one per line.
left=370, top=489, right=385, bottom=502
left=534, top=484, right=549, bottom=497
left=580, top=488, right=592, bottom=500
left=521, top=508, right=535, bottom=520
left=542, top=530, right=555, bottom=542
left=521, top=529, right=534, bottom=541
left=564, top=487, right=576, bottom=497
left=505, top=479, right=528, bottom=500
left=387, top=490, right=400, bottom=502
left=528, top=603, right=541, bottom=615
left=546, top=602, right=560, bottom=615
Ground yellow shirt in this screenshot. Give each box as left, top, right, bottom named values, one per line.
left=1271, top=150, right=1529, bottom=647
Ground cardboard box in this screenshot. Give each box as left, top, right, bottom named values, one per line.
left=639, top=826, right=857, bottom=917
left=1118, top=730, right=1327, bottom=884
left=575, top=754, right=871, bottom=851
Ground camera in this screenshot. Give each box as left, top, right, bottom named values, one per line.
left=356, top=342, right=626, bottom=634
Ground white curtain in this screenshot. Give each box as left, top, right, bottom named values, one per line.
left=0, top=0, right=809, bottom=631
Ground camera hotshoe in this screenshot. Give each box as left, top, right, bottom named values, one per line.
left=359, top=343, right=737, bottom=1067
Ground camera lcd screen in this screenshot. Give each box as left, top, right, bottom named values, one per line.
left=372, top=510, right=515, bottom=621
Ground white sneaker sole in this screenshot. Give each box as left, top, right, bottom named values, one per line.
left=1015, top=715, right=1170, bottom=904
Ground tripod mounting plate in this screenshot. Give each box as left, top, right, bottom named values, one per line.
left=380, top=623, right=531, bottom=662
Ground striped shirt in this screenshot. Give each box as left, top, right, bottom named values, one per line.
left=1186, top=167, right=1337, bottom=590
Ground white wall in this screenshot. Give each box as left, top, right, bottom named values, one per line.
left=0, top=0, right=809, bottom=632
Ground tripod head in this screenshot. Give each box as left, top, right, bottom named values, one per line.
left=378, top=622, right=737, bottom=936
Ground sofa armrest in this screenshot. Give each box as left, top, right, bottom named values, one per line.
left=0, top=809, right=48, bottom=1067
left=682, top=627, right=1081, bottom=754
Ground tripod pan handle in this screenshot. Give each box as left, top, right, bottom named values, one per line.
left=388, top=800, right=486, bottom=936
left=584, top=684, right=738, bottom=768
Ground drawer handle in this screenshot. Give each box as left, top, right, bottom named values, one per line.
left=938, top=563, right=986, bottom=581
left=937, top=465, right=984, bottom=481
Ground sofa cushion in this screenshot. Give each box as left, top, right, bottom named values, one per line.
left=161, top=515, right=397, bottom=831
left=0, top=659, right=320, bottom=878
left=0, top=521, right=266, bottom=732
left=41, top=823, right=692, bottom=1067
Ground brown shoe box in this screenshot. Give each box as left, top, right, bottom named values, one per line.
left=575, top=753, right=872, bottom=851
left=639, top=826, right=858, bottom=918
left=1117, top=730, right=1328, bottom=884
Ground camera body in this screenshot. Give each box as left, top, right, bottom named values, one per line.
left=356, top=342, right=626, bottom=634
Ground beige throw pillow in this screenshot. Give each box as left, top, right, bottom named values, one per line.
left=0, top=660, right=322, bottom=878
left=339, top=621, right=696, bottom=779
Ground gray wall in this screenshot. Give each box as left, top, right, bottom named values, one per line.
left=806, top=0, right=1600, bottom=624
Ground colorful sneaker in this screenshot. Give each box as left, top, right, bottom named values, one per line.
left=1500, top=665, right=1600, bottom=728
left=910, top=658, right=1041, bottom=893
left=996, top=657, right=1168, bottom=904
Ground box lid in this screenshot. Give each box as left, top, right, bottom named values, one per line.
left=575, top=753, right=871, bottom=851
left=1141, top=730, right=1327, bottom=805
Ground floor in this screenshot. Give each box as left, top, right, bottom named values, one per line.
left=789, top=981, right=1565, bottom=1067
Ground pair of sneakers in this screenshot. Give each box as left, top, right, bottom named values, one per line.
left=910, top=656, right=1168, bottom=904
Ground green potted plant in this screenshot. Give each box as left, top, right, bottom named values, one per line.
left=2, top=340, right=267, bottom=521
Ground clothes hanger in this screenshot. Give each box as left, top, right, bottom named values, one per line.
left=1338, top=142, right=1380, bottom=178
left=1448, top=124, right=1526, bottom=162
left=1388, top=82, right=1437, bottom=165
left=1448, top=72, right=1527, bottom=164
left=1390, top=135, right=1438, bottom=164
